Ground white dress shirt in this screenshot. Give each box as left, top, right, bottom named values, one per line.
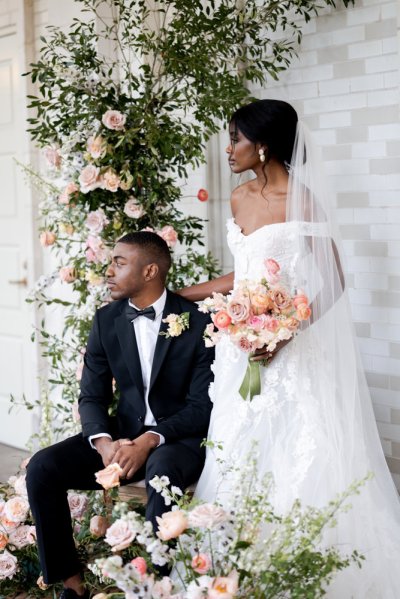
left=89, top=289, right=167, bottom=448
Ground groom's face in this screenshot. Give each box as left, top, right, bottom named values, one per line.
left=106, top=242, right=148, bottom=300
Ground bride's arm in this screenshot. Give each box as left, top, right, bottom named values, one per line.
left=175, top=272, right=234, bottom=302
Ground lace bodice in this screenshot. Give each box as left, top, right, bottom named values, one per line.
left=226, top=217, right=301, bottom=287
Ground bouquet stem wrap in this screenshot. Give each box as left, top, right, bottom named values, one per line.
left=239, top=356, right=261, bottom=401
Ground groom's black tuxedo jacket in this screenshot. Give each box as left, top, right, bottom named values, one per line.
left=78, top=290, right=214, bottom=454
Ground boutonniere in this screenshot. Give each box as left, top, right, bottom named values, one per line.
left=160, top=312, right=190, bottom=338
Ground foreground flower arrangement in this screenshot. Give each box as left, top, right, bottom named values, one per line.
left=93, top=456, right=365, bottom=599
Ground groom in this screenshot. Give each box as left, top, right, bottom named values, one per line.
left=27, top=231, right=214, bottom=599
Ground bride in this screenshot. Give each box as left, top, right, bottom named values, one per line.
left=179, top=99, right=400, bottom=597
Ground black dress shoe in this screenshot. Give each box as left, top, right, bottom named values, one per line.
left=59, top=589, right=90, bottom=599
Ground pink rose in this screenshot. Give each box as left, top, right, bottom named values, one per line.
left=87, top=135, right=107, bottom=159
left=102, top=109, right=126, bottom=130
left=44, top=147, right=61, bottom=168
left=131, top=556, right=147, bottom=577
left=188, top=503, right=228, bottom=529
left=105, top=518, right=136, bottom=551
left=0, top=549, right=18, bottom=580
left=158, top=225, right=178, bottom=248
left=103, top=168, right=120, bottom=192
left=95, top=463, right=123, bottom=490
left=250, top=290, right=271, bottom=315
left=58, top=182, right=79, bottom=205
left=68, top=492, right=89, bottom=520
left=269, top=288, right=292, bottom=314
left=296, top=303, right=312, bottom=321
left=227, top=298, right=250, bottom=323
left=191, top=553, right=212, bottom=574
left=8, top=525, right=36, bottom=549
left=293, top=293, right=309, bottom=308
left=85, top=236, right=110, bottom=264
left=90, top=515, right=109, bottom=538
left=208, top=571, right=239, bottom=599
left=248, top=314, right=267, bottom=332
left=4, top=496, right=29, bottom=523
left=59, top=266, right=76, bottom=283
left=213, top=310, right=232, bottom=330
left=156, top=510, right=188, bottom=541
left=264, top=315, right=279, bottom=332
left=124, top=197, right=145, bottom=219
left=79, top=164, right=101, bottom=193
left=197, top=188, right=208, bottom=202
left=40, top=231, right=56, bottom=247
left=0, top=531, right=8, bottom=550
left=85, top=208, right=109, bottom=234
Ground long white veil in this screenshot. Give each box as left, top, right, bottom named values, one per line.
left=286, top=121, right=400, bottom=597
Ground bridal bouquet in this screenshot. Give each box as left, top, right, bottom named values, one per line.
left=199, top=258, right=311, bottom=400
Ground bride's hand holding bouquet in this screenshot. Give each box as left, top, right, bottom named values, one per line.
left=199, top=258, right=311, bottom=400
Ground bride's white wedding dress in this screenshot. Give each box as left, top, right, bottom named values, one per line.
left=195, top=217, right=400, bottom=598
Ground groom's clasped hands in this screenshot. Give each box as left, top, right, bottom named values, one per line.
left=94, top=433, right=159, bottom=479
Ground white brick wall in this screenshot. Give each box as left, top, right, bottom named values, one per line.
left=235, top=0, right=400, bottom=486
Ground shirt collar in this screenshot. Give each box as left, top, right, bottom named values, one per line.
left=129, top=288, right=167, bottom=319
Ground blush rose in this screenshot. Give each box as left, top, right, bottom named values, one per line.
left=102, top=109, right=126, bottom=130
left=95, top=463, right=123, bottom=489
left=156, top=510, right=188, bottom=541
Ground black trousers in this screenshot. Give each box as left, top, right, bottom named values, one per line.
left=26, top=433, right=203, bottom=584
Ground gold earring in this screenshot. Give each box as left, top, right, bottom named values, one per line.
left=259, top=148, right=266, bottom=163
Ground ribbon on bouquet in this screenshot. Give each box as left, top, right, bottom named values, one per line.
left=239, top=355, right=262, bottom=401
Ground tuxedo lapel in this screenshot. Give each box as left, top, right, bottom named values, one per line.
left=115, top=302, right=144, bottom=398
left=149, top=290, right=179, bottom=392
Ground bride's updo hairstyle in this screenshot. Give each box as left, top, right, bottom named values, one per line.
left=230, top=99, right=298, bottom=167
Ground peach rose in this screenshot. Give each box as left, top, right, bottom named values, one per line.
left=103, top=169, right=120, bottom=192
left=8, top=525, right=36, bottom=549
left=251, top=291, right=271, bottom=315
left=131, top=556, right=147, bottom=577
left=1, top=517, right=19, bottom=533
left=85, top=208, right=109, bottom=234
left=208, top=570, right=239, bottom=599
left=293, top=293, right=309, bottom=308
left=269, top=288, right=292, bottom=314
left=102, top=109, right=126, bottom=130
left=68, top=493, right=89, bottom=520
left=40, top=231, right=56, bottom=247
left=59, top=266, right=76, bottom=283
left=95, top=462, right=123, bottom=490
left=280, top=316, right=299, bottom=331
left=158, top=225, right=178, bottom=248
left=79, top=164, right=101, bottom=193
left=0, top=549, right=18, bottom=580
left=37, top=575, right=48, bottom=590
left=156, top=510, right=188, bottom=541
left=296, top=303, right=312, bottom=321
left=191, top=553, right=212, bottom=574
left=197, top=188, right=208, bottom=202
left=213, top=310, right=232, bottom=330
left=188, top=503, right=228, bottom=529
left=105, top=518, right=136, bottom=551
left=58, top=222, right=75, bottom=235
left=227, top=298, right=250, bottom=323
left=124, top=197, right=145, bottom=219
left=58, top=182, right=79, bottom=205
left=90, top=515, right=109, bottom=538
left=0, top=531, right=8, bottom=550
left=44, top=147, right=61, bottom=168
left=87, top=135, right=107, bottom=159
left=4, top=496, right=29, bottom=523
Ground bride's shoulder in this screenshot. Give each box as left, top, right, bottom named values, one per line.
left=230, top=181, right=252, bottom=209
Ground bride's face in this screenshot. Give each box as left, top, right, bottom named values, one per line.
left=226, top=125, right=263, bottom=173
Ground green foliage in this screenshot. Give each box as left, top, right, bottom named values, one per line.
left=23, top=0, right=352, bottom=439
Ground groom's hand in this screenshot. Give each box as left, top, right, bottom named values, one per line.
left=93, top=437, right=121, bottom=467
left=113, top=433, right=159, bottom=480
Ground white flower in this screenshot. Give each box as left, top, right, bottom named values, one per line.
left=149, top=475, right=170, bottom=493
left=185, top=575, right=213, bottom=599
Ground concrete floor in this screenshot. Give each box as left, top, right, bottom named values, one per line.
left=0, top=443, right=30, bottom=482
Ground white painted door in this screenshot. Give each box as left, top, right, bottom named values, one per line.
left=0, top=31, right=39, bottom=449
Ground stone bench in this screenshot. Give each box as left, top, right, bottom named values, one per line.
left=119, top=479, right=196, bottom=504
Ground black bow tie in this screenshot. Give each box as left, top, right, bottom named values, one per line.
left=126, top=305, right=156, bottom=322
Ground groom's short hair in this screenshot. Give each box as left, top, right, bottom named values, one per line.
left=117, top=231, right=172, bottom=281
